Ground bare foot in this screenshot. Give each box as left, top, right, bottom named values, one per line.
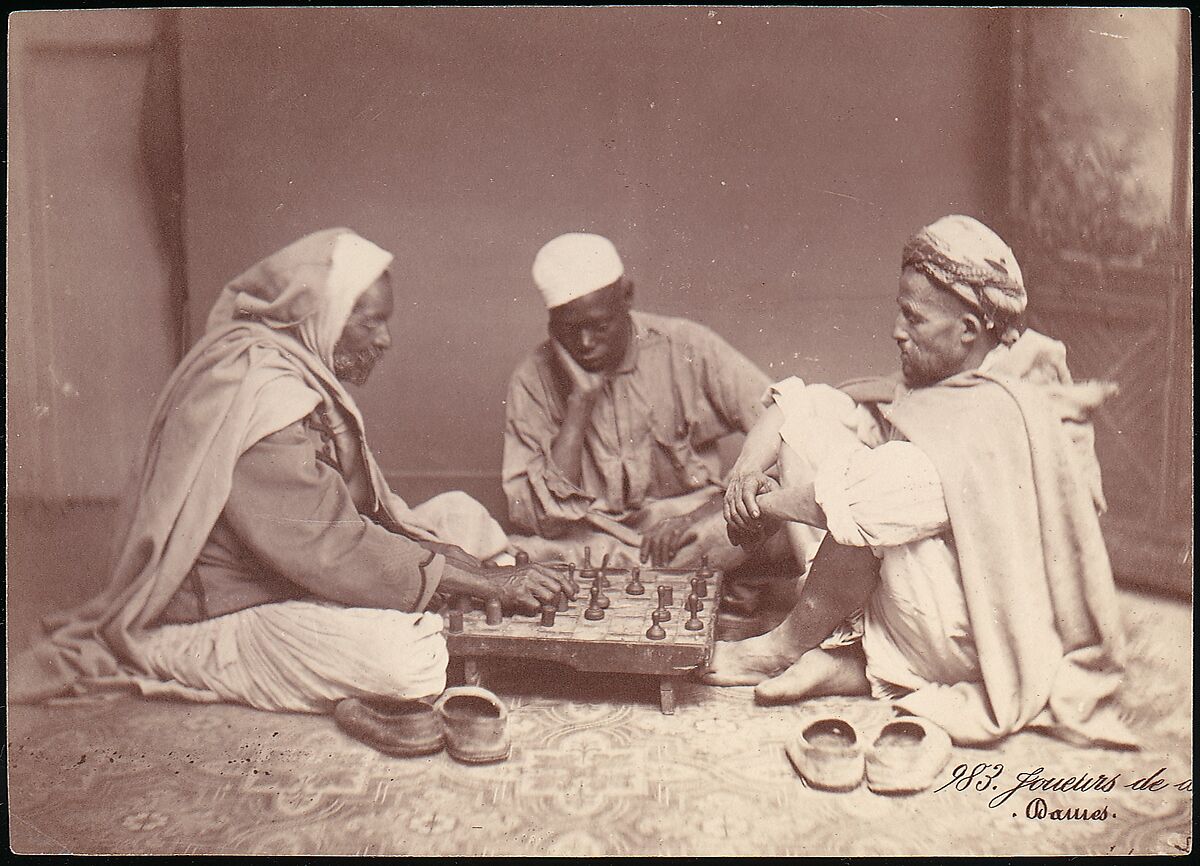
left=753, top=648, right=870, bottom=705
left=696, top=631, right=805, bottom=686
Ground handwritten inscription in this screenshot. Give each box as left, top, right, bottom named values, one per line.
left=1025, top=798, right=1109, bottom=821
left=935, top=763, right=1192, bottom=821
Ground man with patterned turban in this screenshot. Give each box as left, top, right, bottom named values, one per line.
left=11, top=229, right=576, bottom=713
left=703, top=215, right=1134, bottom=748
left=503, top=232, right=809, bottom=613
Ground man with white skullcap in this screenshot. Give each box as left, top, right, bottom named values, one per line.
left=701, top=215, right=1134, bottom=750
left=503, top=232, right=800, bottom=608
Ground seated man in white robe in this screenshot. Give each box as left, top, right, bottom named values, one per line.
left=11, top=229, right=576, bottom=714
left=704, top=215, right=1134, bottom=748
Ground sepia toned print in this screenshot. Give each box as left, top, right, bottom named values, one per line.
left=6, top=6, right=1191, bottom=857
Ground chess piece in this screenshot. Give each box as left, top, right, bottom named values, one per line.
left=485, top=598, right=503, bottom=626
left=596, top=564, right=612, bottom=609
left=654, top=587, right=672, bottom=622
left=684, top=594, right=703, bottom=631
left=584, top=583, right=605, bottom=620
left=556, top=590, right=569, bottom=613
left=689, top=578, right=705, bottom=611
left=645, top=619, right=667, bottom=640
left=580, top=546, right=597, bottom=581
left=448, top=606, right=465, bottom=633
left=625, top=565, right=646, bottom=596
left=595, top=553, right=611, bottom=590
left=514, top=549, right=530, bottom=566
left=695, top=554, right=714, bottom=581
left=540, top=604, right=556, bottom=627
left=658, top=585, right=674, bottom=607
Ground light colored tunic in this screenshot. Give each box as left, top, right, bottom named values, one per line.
left=503, top=311, right=771, bottom=539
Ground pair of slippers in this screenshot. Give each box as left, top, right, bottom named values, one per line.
left=785, top=714, right=951, bottom=794
left=334, top=686, right=511, bottom=764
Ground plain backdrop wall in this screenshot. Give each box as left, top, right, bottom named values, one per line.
left=8, top=10, right=181, bottom=500
left=176, top=7, right=1009, bottom=512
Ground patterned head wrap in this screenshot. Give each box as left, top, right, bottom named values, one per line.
left=902, top=215, right=1026, bottom=345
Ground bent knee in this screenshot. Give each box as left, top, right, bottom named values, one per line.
left=353, top=614, right=449, bottom=698
left=430, top=489, right=485, bottom=515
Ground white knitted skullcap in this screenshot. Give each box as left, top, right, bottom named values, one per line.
left=532, top=232, right=624, bottom=309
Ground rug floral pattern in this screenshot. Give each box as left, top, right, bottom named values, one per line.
left=7, top=591, right=1192, bottom=856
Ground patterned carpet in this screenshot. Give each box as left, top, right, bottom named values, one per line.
left=7, top=588, right=1192, bottom=856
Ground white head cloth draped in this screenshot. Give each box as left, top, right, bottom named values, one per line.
left=532, top=232, right=625, bottom=309
left=902, top=215, right=1027, bottom=345
left=207, top=228, right=394, bottom=369
left=8, top=229, right=459, bottom=705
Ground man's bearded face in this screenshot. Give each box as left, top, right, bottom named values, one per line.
left=893, top=268, right=971, bottom=387
left=333, top=276, right=394, bottom=386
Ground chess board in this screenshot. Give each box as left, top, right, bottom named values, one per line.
left=442, top=560, right=723, bottom=714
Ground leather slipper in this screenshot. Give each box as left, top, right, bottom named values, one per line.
left=333, top=696, right=444, bottom=757
left=434, top=686, right=512, bottom=764
left=785, top=717, right=865, bottom=792
left=865, top=716, right=952, bottom=794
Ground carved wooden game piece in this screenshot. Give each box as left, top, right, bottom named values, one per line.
left=625, top=565, right=646, bottom=595
left=689, top=577, right=705, bottom=611
left=540, top=604, right=556, bottom=627
left=556, top=590, right=569, bottom=613
left=485, top=598, right=503, bottom=625
left=646, top=619, right=667, bottom=640
left=596, top=562, right=612, bottom=609
left=596, top=553, right=611, bottom=590
left=695, top=554, right=714, bottom=581
left=579, top=546, right=597, bottom=581
left=654, top=587, right=672, bottom=622
left=684, top=594, right=703, bottom=631
left=584, top=583, right=605, bottom=620
left=658, top=584, right=674, bottom=607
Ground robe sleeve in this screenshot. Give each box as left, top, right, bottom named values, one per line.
left=223, top=421, right=445, bottom=612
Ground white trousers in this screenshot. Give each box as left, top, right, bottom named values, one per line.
left=139, top=600, right=448, bottom=713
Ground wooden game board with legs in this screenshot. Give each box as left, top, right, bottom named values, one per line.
left=442, top=556, right=723, bottom=714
